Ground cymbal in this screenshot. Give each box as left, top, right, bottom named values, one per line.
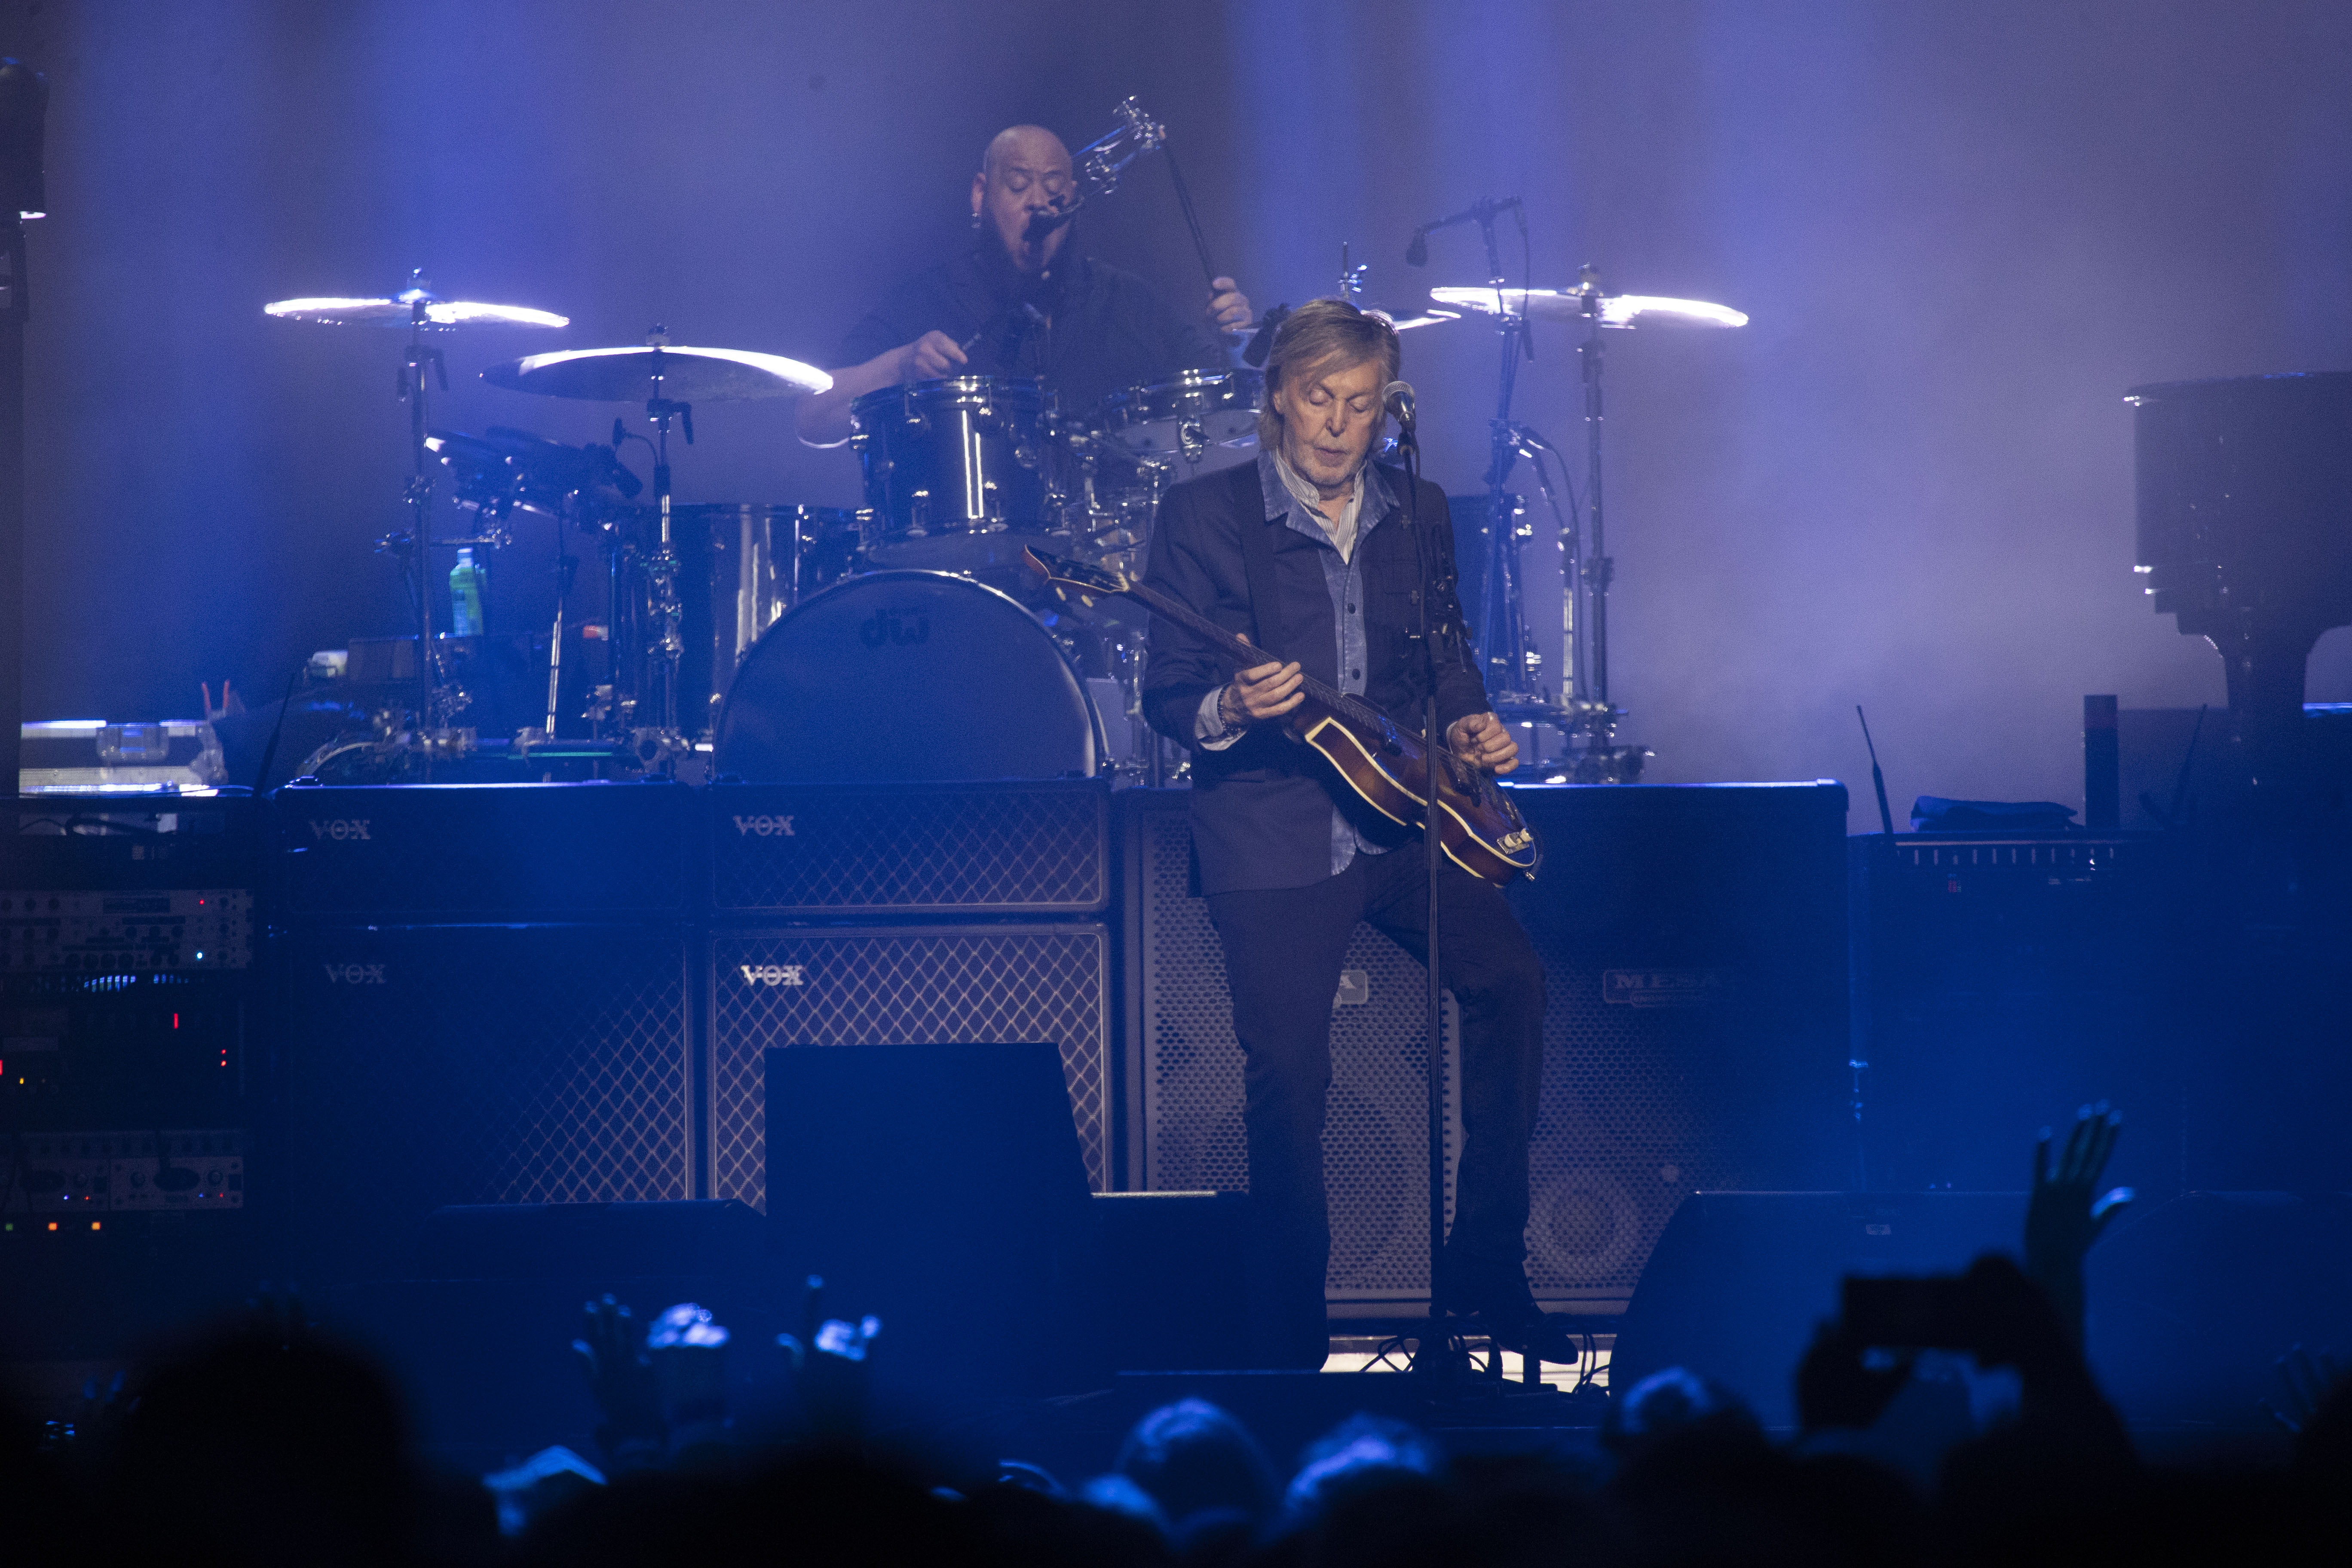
left=263, top=292, right=568, bottom=329
left=1368, top=306, right=1463, bottom=333
left=1429, top=287, right=1747, bottom=330
left=482, top=344, right=831, bottom=403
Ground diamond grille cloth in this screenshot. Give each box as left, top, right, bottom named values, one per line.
left=281, top=926, right=690, bottom=1269
left=1132, top=801, right=1461, bottom=1301
left=710, top=783, right=1108, bottom=915
left=713, top=925, right=1111, bottom=1209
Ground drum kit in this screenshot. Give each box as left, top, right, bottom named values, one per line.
left=263, top=168, right=1745, bottom=787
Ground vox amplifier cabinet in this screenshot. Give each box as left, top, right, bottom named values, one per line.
left=707, top=780, right=1110, bottom=917
left=279, top=923, right=693, bottom=1278
left=273, top=782, right=690, bottom=922
left=1120, top=790, right=1463, bottom=1313
left=1504, top=783, right=1850, bottom=1306
left=710, top=923, right=1112, bottom=1209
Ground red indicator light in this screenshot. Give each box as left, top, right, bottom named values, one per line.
left=173, top=1013, right=180, bottom=1029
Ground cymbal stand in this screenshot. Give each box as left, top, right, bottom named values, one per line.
left=396, top=284, right=447, bottom=771
left=1460, top=212, right=1563, bottom=738
left=639, top=331, right=692, bottom=771
left=1560, top=264, right=1646, bottom=781
left=1573, top=265, right=1611, bottom=709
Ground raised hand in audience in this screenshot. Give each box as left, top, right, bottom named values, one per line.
left=2023, top=1102, right=2132, bottom=1348
left=570, top=1295, right=665, bottom=1468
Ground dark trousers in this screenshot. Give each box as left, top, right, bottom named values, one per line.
left=1205, top=845, right=1547, bottom=1363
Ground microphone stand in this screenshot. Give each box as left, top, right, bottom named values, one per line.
left=1397, top=408, right=1467, bottom=1384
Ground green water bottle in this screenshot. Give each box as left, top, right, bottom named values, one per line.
left=449, top=547, right=487, bottom=638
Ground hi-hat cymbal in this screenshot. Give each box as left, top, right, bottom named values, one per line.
left=1429, top=287, right=1747, bottom=329
left=483, top=344, right=831, bottom=403
left=263, top=291, right=568, bottom=329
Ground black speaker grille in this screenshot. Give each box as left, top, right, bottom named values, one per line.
left=712, top=925, right=1111, bottom=1209
left=1131, top=799, right=1459, bottom=1302
left=710, top=783, right=1109, bottom=915
left=281, top=925, right=691, bottom=1272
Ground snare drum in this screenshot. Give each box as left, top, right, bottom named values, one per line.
left=850, top=376, right=1062, bottom=571
left=1099, top=367, right=1264, bottom=474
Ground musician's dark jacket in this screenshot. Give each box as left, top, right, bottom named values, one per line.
left=836, top=241, right=1225, bottom=413
left=1141, top=458, right=1491, bottom=896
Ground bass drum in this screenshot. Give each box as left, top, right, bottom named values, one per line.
left=714, top=570, right=1102, bottom=783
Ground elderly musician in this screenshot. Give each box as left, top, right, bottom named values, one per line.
left=1139, top=299, right=1560, bottom=1369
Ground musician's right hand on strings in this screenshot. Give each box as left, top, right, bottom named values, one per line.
left=1221, top=634, right=1304, bottom=728
left=898, top=330, right=968, bottom=382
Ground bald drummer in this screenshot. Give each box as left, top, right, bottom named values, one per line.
left=796, top=124, right=1254, bottom=446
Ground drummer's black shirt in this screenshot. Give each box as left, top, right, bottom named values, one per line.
left=835, top=241, right=1229, bottom=416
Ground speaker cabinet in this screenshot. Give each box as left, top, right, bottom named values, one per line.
left=274, top=782, right=690, bottom=922
left=710, top=924, right=1112, bottom=1210
left=279, top=924, right=692, bottom=1277
left=1611, top=1190, right=2027, bottom=1425
left=1849, top=833, right=2185, bottom=1194
left=1505, top=783, right=1850, bottom=1306
left=1121, top=790, right=1461, bottom=1312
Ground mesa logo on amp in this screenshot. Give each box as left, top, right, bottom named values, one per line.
left=1602, top=968, right=1733, bottom=1009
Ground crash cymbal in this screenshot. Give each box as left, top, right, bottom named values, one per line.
left=263, top=291, right=567, bottom=329
left=1429, top=287, right=1747, bottom=329
left=1368, top=306, right=1463, bottom=333
left=482, top=344, right=831, bottom=403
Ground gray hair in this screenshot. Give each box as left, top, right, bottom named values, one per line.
left=1257, top=298, right=1403, bottom=449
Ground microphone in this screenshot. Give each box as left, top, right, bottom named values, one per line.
left=1383, top=380, right=1417, bottom=441
left=1404, top=196, right=1522, bottom=265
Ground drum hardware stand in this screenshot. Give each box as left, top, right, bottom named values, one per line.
left=634, top=328, right=692, bottom=771
left=1562, top=264, right=1647, bottom=783
left=395, top=276, right=449, bottom=769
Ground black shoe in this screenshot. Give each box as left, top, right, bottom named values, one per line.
left=1439, top=1249, right=1584, bottom=1364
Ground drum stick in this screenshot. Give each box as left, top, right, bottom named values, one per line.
left=1161, top=146, right=1221, bottom=292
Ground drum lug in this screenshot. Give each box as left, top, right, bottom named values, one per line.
left=1179, top=416, right=1208, bottom=465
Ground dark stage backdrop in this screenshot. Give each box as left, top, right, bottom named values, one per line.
left=2, top=0, right=2348, bottom=819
